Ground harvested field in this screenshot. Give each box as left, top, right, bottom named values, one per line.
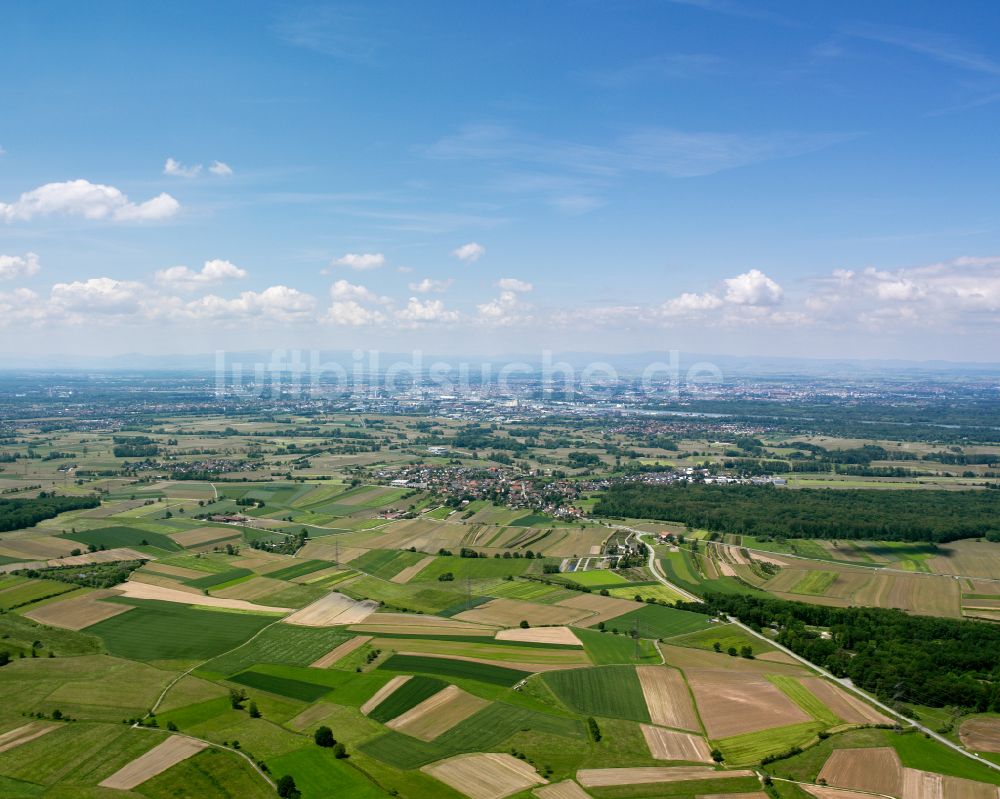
left=423, top=752, right=546, bottom=799
left=168, top=526, right=240, bottom=547
left=351, top=612, right=498, bottom=637
left=114, top=580, right=291, bottom=612
left=138, top=562, right=205, bottom=580
left=297, top=541, right=367, bottom=563
left=396, top=649, right=587, bottom=673
left=212, top=575, right=288, bottom=601
left=1, top=536, right=76, bottom=559
left=577, top=767, right=751, bottom=787
left=640, top=724, right=713, bottom=762
left=46, top=547, right=149, bottom=567
left=454, top=598, right=591, bottom=627
left=0, top=722, right=58, bottom=754
left=637, top=666, right=701, bottom=732
left=391, top=555, right=434, bottom=583
left=283, top=591, right=377, bottom=626
left=817, top=747, right=903, bottom=796
left=361, top=675, right=412, bottom=715
left=533, top=780, right=590, bottom=799
left=127, top=571, right=203, bottom=593
left=685, top=669, right=810, bottom=738
left=902, top=767, right=999, bottom=799
left=23, top=589, right=132, bottom=630
left=960, top=718, right=1000, bottom=752
left=386, top=685, right=490, bottom=741
left=699, top=794, right=767, bottom=799
left=660, top=643, right=807, bottom=675
left=99, top=735, right=207, bottom=789
left=310, top=635, right=372, bottom=668
left=495, top=626, right=581, bottom=646
left=798, top=678, right=893, bottom=725
left=802, top=788, right=885, bottom=799
left=555, top=593, right=637, bottom=627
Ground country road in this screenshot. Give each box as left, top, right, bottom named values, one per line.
left=620, top=527, right=1000, bottom=776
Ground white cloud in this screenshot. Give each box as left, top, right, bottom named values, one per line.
left=165, top=158, right=233, bottom=178
left=453, top=242, right=485, bottom=262
left=723, top=269, right=783, bottom=305
left=155, top=259, right=247, bottom=289
left=0, top=288, right=45, bottom=325
left=329, top=279, right=389, bottom=304
left=0, top=180, right=180, bottom=223
left=163, top=158, right=202, bottom=178
left=396, top=297, right=460, bottom=326
left=0, top=252, right=40, bottom=281
left=660, top=291, right=724, bottom=317
left=327, top=301, right=386, bottom=326
left=409, top=277, right=453, bottom=293
left=50, top=277, right=147, bottom=314
left=209, top=160, right=233, bottom=176
left=183, top=286, right=316, bottom=323
left=333, top=252, right=385, bottom=271
left=496, top=277, right=533, bottom=292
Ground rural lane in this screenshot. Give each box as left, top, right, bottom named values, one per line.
left=623, top=528, right=1000, bottom=776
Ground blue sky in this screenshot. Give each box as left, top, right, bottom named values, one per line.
left=2, top=0, right=1000, bottom=360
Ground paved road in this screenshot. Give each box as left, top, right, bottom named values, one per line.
left=622, top=528, right=1000, bottom=776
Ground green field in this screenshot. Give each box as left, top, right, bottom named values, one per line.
left=574, top=628, right=659, bottom=665
left=263, top=560, right=332, bottom=581
left=351, top=548, right=427, bottom=580
left=140, top=747, right=274, bottom=799
left=666, top=623, right=775, bottom=655
left=379, top=654, right=530, bottom=686
left=715, top=721, right=823, bottom=765
left=790, top=570, right=838, bottom=596
left=359, top=731, right=449, bottom=769
left=542, top=665, right=650, bottom=722
left=267, top=747, right=386, bottom=799
left=367, top=676, right=447, bottom=722
left=769, top=675, right=840, bottom=726
left=186, top=567, right=253, bottom=590
left=199, top=625, right=354, bottom=677
left=88, top=598, right=275, bottom=660
left=0, top=578, right=77, bottom=611
left=61, top=525, right=181, bottom=552
left=563, top=570, right=629, bottom=587
left=412, top=556, right=537, bottom=582
left=228, top=668, right=333, bottom=701
left=596, top=603, right=711, bottom=639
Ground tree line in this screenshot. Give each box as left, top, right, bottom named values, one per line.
left=682, top=592, right=1000, bottom=712
left=594, top=483, right=1000, bottom=543
left=0, top=493, right=100, bottom=533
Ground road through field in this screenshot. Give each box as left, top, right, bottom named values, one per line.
left=621, top=527, right=1000, bottom=777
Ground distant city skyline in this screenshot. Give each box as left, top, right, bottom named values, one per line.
left=2, top=1, right=1000, bottom=360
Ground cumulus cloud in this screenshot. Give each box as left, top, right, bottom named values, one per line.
left=396, top=297, right=460, bottom=326
left=496, top=277, right=533, bottom=293
left=408, top=277, right=453, bottom=293
left=50, top=277, right=148, bottom=315
left=723, top=269, right=783, bottom=305
left=0, top=180, right=179, bottom=223
left=333, top=252, right=385, bottom=271
left=0, top=252, right=40, bottom=281
left=183, top=286, right=317, bottom=323
left=660, top=291, right=724, bottom=316
left=164, top=158, right=233, bottom=178
left=453, top=242, right=485, bottom=262
left=155, top=259, right=247, bottom=290
left=329, top=279, right=390, bottom=304
left=163, top=158, right=202, bottom=178
left=209, top=161, right=233, bottom=176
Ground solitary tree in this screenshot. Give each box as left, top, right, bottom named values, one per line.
left=276, top=774, right=300, bottom=798
left=333, top=742, right=347, bottom=759
left=248, top=701, right=261, bottom=718
left=314, top=726, right=335, bottom=748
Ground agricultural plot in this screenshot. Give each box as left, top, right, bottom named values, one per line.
left=666, top=623, right=775, bottom=655
left=960, top=718, right=1000, bottom=753
left=88, top=599, right=276, bottom=661
left=282, top=591, right=377, bottom=626
left=543, top=665, right=650, bottom=722
left=374, top=636, right=591, bottom=669
left=114, top=579, right=292, bottom=612
left=495, top=626, right=581, bottom=646
left=22, top=588, right=132, bottom=629
left=380, top=654, right=531, bottom=686
left=422, top=752, right=547, bottom=799
left=595, top=603, right=712, bottom=639
left=715, top=721, right=823, bottom=765
left=228, top=668, right=334, bottom=701
left=386, top=685, right=490, bottom=741
left=576, top=766, right=752, bottom=787
left=639, top=724, right=713, bottom=762
left=0, top=723, right=58, bottom=754
left=99, top=735, right=206, bottom=790
left=453, top=597, right=591, bottom=627
left=817, top=747, right=904, bottom=796
left=62, top=525, right=181, bottom=552
left=199, top=624, right=353, bottom=676
left=636, top=666, right=701, bottom=731
left=0, top=577, right=77, bottom=611
left=684, top=669, right=811, bottom=738
left=352, top=548, right=431, bottom=580
left=367, top=675, right=448, bottom=722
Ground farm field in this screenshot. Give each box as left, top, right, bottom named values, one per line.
left=0, top=405, right=998, bottom=798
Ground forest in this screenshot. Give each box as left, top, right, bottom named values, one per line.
left=594, top=482, right=1000, bottom=542
left=685, top=592, right=1000, bottom=712
left=0, top=493, right=100, bottom=533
